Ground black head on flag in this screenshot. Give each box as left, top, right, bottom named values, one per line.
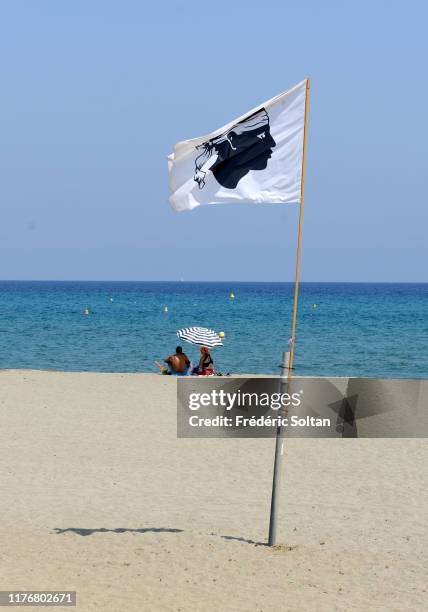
left=194, top=108, right=276, bottom=190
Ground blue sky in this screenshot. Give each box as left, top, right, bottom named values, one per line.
left=0, top=0, right=427, bottom=281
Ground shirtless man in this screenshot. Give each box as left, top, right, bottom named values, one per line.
left=165, top=346, right=190, bottom=375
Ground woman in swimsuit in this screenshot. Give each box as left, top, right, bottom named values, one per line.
left=198, top=346, right=214, bottom=375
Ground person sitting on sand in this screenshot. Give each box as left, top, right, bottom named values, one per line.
left=195, top=346, right=214, bottom=376
left=164, top=346, right=190, bottom=376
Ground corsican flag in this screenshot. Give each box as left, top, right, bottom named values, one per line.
left=168, top=79, right=308, bottom=212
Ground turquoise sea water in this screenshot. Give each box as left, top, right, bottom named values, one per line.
left=0, top=281, right=427, bottom=377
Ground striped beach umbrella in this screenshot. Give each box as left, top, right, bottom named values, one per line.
left=177, top=327, right=223, bottom=348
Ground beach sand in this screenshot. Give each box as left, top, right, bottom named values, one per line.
left=0, top=370, right=427, bottom=611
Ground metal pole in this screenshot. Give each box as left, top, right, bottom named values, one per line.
left=268, top=78, right=310, bottom=546
left=268, top=351, right=290, bottom=546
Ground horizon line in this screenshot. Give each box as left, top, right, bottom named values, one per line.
left=0, top=279, right=427, bottom=284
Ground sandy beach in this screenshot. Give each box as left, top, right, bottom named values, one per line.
left=0, top=369, right=427, bottom=611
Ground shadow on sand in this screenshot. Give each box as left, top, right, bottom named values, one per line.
left=54, top=527, right=184, bottom=537
left=54, top=527, right=267, bottom=546
left=218, top=534, right=267, bottom=547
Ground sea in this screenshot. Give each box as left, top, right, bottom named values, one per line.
left=0, top=281, right=427, bottom=378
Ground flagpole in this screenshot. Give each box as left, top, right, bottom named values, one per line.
left=268, top=77, right=310, bottom=547
left=289, top=77, right=310, bottom=375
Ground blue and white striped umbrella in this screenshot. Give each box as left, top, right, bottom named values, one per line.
left=177, top=327, right=223, bottom=348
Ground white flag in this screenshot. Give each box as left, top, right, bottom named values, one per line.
left=168, top=79, right=308, bottom=212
